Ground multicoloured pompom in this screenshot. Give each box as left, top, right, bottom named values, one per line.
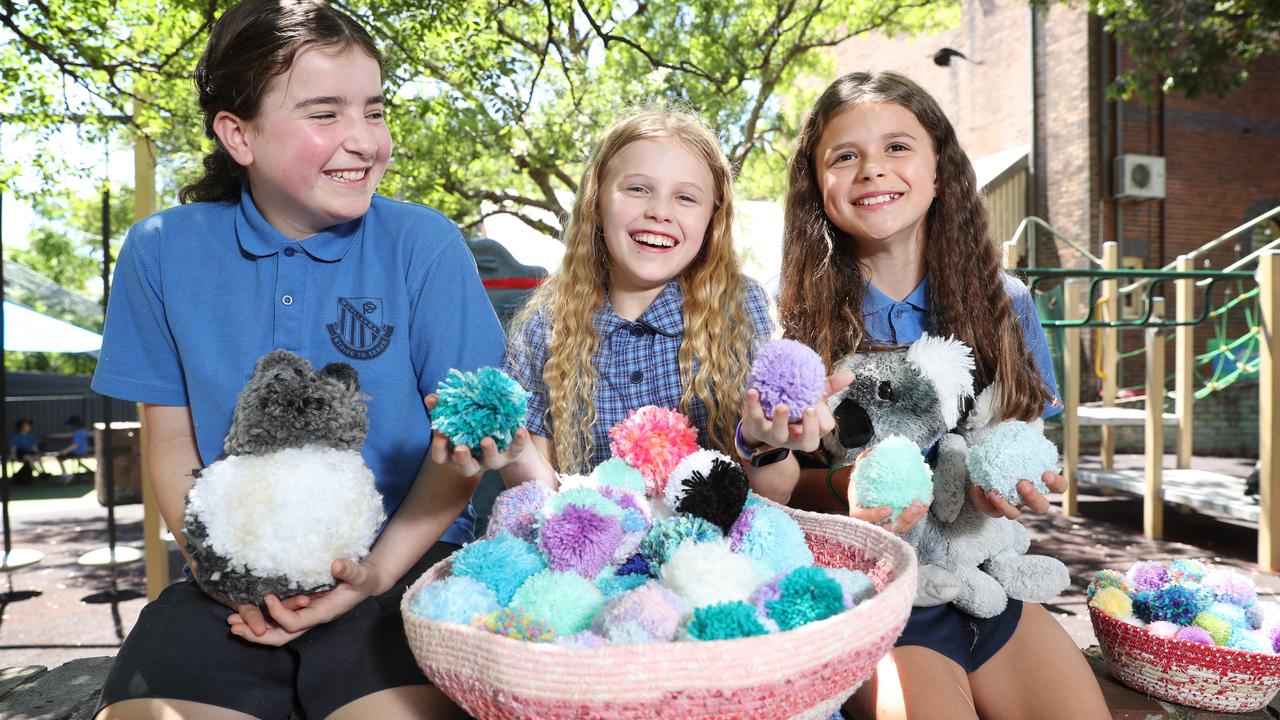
left=608, top=406, right=700, bottom=495
left=664, top=450, right=749, bottom=533
left=473, top=607, right=556, bottom=642
left=432, top=367, right=530, bottom=456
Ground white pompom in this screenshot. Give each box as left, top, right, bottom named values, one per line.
left=186, top=445, right=385, bottom=591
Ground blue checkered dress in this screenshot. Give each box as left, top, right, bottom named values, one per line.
left=505, top=278, right=775, bottom=472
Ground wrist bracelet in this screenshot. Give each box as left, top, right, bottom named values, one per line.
left=827, top=464, right=851, bottom=508
left=734, top=419, right=761, bottom=461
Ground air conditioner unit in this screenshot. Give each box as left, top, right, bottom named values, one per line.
left=1114, top=154, right=1166, bottom=199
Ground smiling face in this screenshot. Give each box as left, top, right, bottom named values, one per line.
left=813, top=102, right=938, bottom=255
left=598, top=136, right=715, bottom=315
left=237, top=45, right=391, bottom=239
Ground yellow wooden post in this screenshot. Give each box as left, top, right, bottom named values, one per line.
left=1175, top=256, right=1195, bottom=469
left=1101, top=242, right=1120, bottom=469
left=1144, top=297, right=1166, bottom=541
left=1002, top=241, right=1019, bottom=271
left=134, top=136, right=169, bottom=600
left=1062, top=279, right=1084, bottom=516
left=1259, top=251, right=1279, bottom=571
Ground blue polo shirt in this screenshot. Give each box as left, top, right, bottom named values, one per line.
left=863, top=273, right=1061, bottom=418
left=92, top=188, right=506, bottom=544
left=10, top=432, right=38, bottom=453
left=506, top=278, right=775, bottom=471
left=66, top=428, right=91, bottom=456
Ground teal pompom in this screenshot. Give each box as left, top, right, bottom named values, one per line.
left=766, top=566, right=846, bottom=631
left=409, top=576, right=499, bottom=625
left=597, top=572, right=649, bottom=597
left=451, top=532, right=547, bottom=605
left=509, top=569, right=607, bottom=635
left=968, top=421, right=1058, bottom=502
left=849, top=436, right=933, bottom=519
left=1228, top=629, right=1270, bottom=653
left=1167, top=558, right=1208, bottom=583
left=592, top=457, right=647, bottom=494
left=432, top=367, right=530, bottom=456
left=639, top=516, right=722, bottom=567
left=687, top=601, right=769, bottom=641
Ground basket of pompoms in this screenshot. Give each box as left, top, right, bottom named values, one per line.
left=404, top=362, right=916, bottom=719
left=1088, top=558, right=1280, bottom=712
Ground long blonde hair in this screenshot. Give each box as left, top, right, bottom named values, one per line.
left=512, top=108, right=757, bottom=472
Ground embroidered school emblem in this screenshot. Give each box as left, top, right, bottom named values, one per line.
left=327, top=297, right=395, bottom=360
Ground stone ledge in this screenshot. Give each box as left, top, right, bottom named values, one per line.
left=0, top=656, right=112, bottom=720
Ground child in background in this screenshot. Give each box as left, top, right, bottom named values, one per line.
left=749, top=71, right=1109, bottom=719
left=432, top=108, right=825, bottom=490
left=9, top=419, right=42, bottom=485
left=90, top=0, right=504, bottom=717
left=53, top=415, right=90, bottom=484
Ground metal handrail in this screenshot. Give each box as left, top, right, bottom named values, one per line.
left=1119, top=205, right=1280, bottom=295
left=1007, top=216, right=1103, bottom=268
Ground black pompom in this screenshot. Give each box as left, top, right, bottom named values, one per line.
left=675, top=457, right=749, bottom=533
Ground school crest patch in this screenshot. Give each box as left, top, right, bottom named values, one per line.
left=327, top=297, right=395, bottom=360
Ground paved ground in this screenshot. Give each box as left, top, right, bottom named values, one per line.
left=0, top=453, right=1276, bottom=672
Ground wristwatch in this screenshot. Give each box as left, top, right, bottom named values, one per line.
left=735, top=420, right=792, bottom=468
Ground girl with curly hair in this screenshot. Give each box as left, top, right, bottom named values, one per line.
left=741, top=71, right=1109, bottom=719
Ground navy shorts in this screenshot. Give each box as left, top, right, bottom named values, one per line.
left=97, top=541, right=459, bottom=719
left=894, top=600, right=1023, bottom=672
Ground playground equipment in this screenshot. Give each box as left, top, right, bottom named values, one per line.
left=1005, top=206, right=1280, bottom=571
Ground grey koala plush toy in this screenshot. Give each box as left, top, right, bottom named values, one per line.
left=183, top=350, right=386, bottom=604
left=823, top=334, right=1069, bottom=619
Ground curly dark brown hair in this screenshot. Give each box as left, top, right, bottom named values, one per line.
left=778, top=71, right=1051, bottom=421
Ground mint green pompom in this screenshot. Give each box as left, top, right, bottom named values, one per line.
left=850, top=436, right=932, bottom=519
left=544, top=488, right=624, bottom=518
left=509, top=569, right=607, bottom=635
left=968, top=421, right=1057, bottom=501
left=592, top=457, right=647, bottom=493
left=687, top=601, right=769, bottom=641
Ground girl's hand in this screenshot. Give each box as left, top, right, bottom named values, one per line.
left=191, top=558, right=311, bottom=637
left=424, top=394, right=532, bottom=476
left=970, top=471, right=1064, bottom=519
left=227, top=556, right=387, bottom=646
left=850, top=500, right=930, bottom=535
left=740, top=369, right=854, bottom=453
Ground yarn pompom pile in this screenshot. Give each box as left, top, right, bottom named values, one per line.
left=410, top=405, right=877, bottom=645
left=1088, top=559, right=1280, bottom=712
left=402, top=401, right=919, bottom=719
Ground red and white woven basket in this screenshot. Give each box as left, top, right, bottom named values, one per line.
left=402, top=500, right=917, bottom=720
left=1091, top=606, right=1280, bottom=712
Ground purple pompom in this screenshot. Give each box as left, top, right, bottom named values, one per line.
left=1202, top=568, right=1258, bottom=607
left=1176, top=626, right=1214, bottom=644
left=538, top=504, right=625, bottom=577
left=749, top=340, right=826, bottom=421
left=1125, top=561, right=1169, bottom=593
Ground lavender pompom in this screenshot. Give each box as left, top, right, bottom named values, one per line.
left=749, top=340, right=826, bottom=421
left=538, top=504, right=625, bottom=577
left=432, top=367, right=530, bottom=456
left=1177, top=626, right=1214, bottom=645
left=1125, top=561, right=1169, bottom=593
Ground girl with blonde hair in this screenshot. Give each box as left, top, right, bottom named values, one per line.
left=434, top=107, right=812, bottom=487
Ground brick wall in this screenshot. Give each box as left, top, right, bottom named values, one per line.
left=833, top=0, right=1032, bottom=161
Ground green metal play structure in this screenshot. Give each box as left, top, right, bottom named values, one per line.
left=1003, top=206, right=1280, bottom=571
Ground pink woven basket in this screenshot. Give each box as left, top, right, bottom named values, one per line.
left=402, top=500, right=917, bottom=720
left=1091, top=606, right=1280, bottom=712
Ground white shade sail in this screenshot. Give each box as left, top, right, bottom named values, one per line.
left=3, top=300, right=102, bottom=354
